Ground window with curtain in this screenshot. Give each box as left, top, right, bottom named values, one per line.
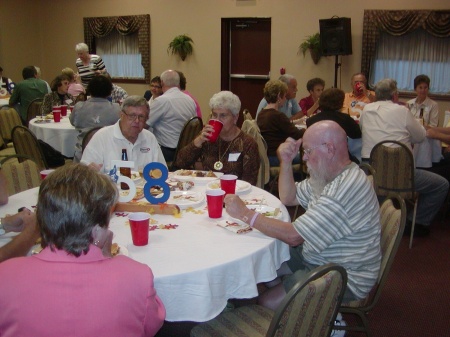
left=83, top=15, right=150, bottom=84
left=97, top=30, right=145, bottom=79
left=370, top=29, right=450, bottom=93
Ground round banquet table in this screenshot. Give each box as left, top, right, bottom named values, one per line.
left=29, top=116, right=78, bottom=158
left=0, top=181, right=290, bottom=322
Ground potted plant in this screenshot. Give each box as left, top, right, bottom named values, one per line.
left=298, top=33, right=321, bottom=64
left=168, top=34, right=194, bottom=61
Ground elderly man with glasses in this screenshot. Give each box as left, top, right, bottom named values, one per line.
left=81, top=95, right=166, bottom=173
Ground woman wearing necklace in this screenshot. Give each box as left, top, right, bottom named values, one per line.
left=175, top=91, right=260, bottom=185
left=41, top=75, right=75, bottom=115
left=257, top=80, right=304, bottom=166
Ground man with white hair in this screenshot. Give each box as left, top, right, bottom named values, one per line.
left=360, top=78, right=449, bottom=237
left=225, top=120, right=381, bottom=310
left=146, top=69, right=196, bottom=162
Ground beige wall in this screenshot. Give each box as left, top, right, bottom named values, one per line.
left=1, top=0, right=449, bottom=122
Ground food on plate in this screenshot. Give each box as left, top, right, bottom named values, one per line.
left=206, top=171, right=217, bottom=178
left=177, top=170, right=217, bottom=178
left=120, top=187, right=144, bottom=200
left=131, top=172, right=140, bottom=180
left=111, top=243, right=120, bottom=256
left=177, top=181, right=194, bottom=190
left=45, top=114, right=53, bottom=120
left=208, top=182, right=220, bottom=189
left=178, top=169, right=193, bottom=176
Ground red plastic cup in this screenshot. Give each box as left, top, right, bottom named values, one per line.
left=355, top=82, right=363, bottom=95
left=60, top=105, right=67, bottom=117
left=208, top=119, right=223, bottom=143
left=206, top=189, right=225, bottom=218
left=53, top=110, right=61, bottom=123
left=220, top=174, right=237, bottom=195
left=40, top=169, right=55, bottom=180
left=128, top=212, right=150, bottom=246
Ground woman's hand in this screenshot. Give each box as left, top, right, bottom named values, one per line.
left=193, top=124, right=214, bottom=148
left=92, top=224, right=113, bottom=257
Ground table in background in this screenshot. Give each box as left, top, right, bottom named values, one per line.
left=29, top=116, right=78, bottom=158
left=0, top=183, right=290, bottom=323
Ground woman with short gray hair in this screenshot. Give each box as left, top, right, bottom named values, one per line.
left=75, top=42, right=107, bottom=88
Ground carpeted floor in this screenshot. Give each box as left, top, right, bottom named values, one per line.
left=155, top=207, right=450, bottom=337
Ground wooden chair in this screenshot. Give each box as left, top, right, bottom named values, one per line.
left=170, top=116, right=203, bottom=171
left=81, top=126, right=103, bottom=154
left=359, top=162, right=376, bottom=188
left=0, top=107, right=22, bottom=147
left=369, top=140, right=418, bottom=248
left=334, top=194, right=406, bottom=337
left=241, top=119, right=270, bottom=189
left=11, top=125, right=48, bottom=170
left=190, top=263, right=347, bottom=337
left=26, top=98, right=43, bottom=127
left=0, top=154, right=42, bottom=195
left=0, top=135, right=15, bottom=158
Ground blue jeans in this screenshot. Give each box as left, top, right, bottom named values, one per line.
left=268, top=152, right=300, bottom=167
left=413, top=169, right=449, bottom=226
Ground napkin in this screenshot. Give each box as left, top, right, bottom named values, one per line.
left=216, top=219, right=252, bottom=234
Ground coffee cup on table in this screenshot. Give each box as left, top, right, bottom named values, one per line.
left=207, top=119, right=223, bottom=143
left=206, top=189, right=225, bottom=218
left=128, top=212, right=150, bottom=246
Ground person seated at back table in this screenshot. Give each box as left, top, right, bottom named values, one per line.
left=342, top=72, right=375, bottom=119
left=104, top=72, right=128, bottom=104
left=298, top=77, right=325, bottom=117
left=144, top=76, right=163, bottom=103
left=70, top=75, right=121, bottom=162
left=41, top=75, right=75, bottom=115
left=62, top=67, right=86, bottom=100
left=81, top=95, right=166, bottom=174
left=256, top=74, right=302, bottom=121
left=224, top=120, right=381, bottom=310
left=257, top=79, right=304, bottom=166
left=174, top=91, right=260, bottom=185
left=0, top=164, right=166, bottom=336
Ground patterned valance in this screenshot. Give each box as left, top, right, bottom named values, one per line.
left=361, top=10, right=450, bottom=79
left=83, top=14, right=150, bottom=83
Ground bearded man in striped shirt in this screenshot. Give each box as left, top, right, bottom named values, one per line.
left=224, top=120, right=381, bottom=310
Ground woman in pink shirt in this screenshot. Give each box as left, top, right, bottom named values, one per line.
left=0, top=164, right=165, bottom=337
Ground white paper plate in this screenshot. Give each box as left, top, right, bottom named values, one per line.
left=173, top=170, right=223, bottom=184
left=206, top=179, right=251, bottom=195
left=167, top=191, right=205, bottom=209
left=117, top=245, right=128, bottom=256
left=246, top=205, right=282, bottom=219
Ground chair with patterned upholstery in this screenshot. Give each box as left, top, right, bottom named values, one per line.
left=0, top=107, right=22, bottom=147
left=11, top=125, right=48, bottom=170
left=370, top=140, right=418, bottom=248
left=190, top=263, right=347, bottom=337
left=359, top=162, right=375, bottom=188
left=241, top=119, right=270, bottom=189
left=0, top=135, right=15, bottom=158
left=170, top=116, right=203, bottom=171
left=0, top=154, right=42, bottom=195
left=333, top=194, right=406, bottom=337
left=26, top=98, right=43, bottom=127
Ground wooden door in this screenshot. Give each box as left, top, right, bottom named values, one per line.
left=221, top=18, right=271, bottom=125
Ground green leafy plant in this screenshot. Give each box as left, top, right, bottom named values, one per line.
left=298, top=33, right=321, bottom=64
left=167, top=34, right=194, bottom=61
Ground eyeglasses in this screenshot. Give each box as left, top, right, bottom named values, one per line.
left=122, top=111, right=147, bottom=122
left=303, top=143, right=327, bottom=156
left=150, top=84, right=162, bottom=89
left=211, top=112, right=233, bottom=120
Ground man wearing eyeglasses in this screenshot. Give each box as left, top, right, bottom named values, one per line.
left=146, top=69, right=196, bottom=162
left=224, top=120, right=381, bottom=310
left=81, top=95, right=166, bottom=173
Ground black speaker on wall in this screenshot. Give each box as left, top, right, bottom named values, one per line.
left=319, top=17, right=352, bottom=56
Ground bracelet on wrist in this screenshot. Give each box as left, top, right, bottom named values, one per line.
left=249, top=212, right=259, bottom=228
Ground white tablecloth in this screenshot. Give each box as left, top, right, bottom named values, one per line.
left=0, top=182, right=290, bottom=322
left=29, top=116, right=78, bottom=158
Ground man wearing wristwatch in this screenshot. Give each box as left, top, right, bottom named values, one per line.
left=0, top=209, right=39, bottom=263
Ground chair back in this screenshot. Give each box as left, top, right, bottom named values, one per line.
left=267, top=263, right=347, bottom=337
left=243, top=109, right=254, bottom=121
left=0, top=107, right=22, bottom=143
left=0, top=154, right=42, bottom=195
left=81, top=126, right=103, bottom=153
left=171, top=116, right=203, bottom=170
left=359, top=162, right=375, bottom=188
left=369, top=140, right=416, bottom=199
left=11, top=125, right=48, bottom=170
left=241, top=119, right=269, bottom=188
left=26, top=98, right=43, bottom=126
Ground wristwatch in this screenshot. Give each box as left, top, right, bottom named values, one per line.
left=0, top=218, right=5, bottom=235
